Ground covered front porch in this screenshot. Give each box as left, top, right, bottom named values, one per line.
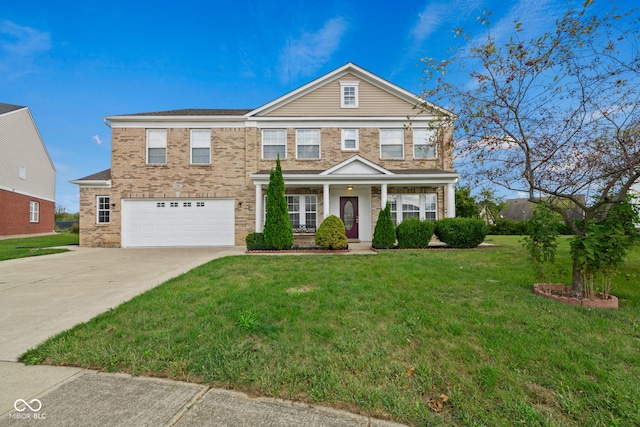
left=250, top=156, right=459, bottom=242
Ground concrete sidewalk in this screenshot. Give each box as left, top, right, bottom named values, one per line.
left=0, top=244, right=402, bottom=426
left=1, top=363, right=402, bottom=426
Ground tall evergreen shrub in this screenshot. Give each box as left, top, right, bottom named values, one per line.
left=372, top=203, right=396, bottom=249
left=263, top=157, right=293, bottom=250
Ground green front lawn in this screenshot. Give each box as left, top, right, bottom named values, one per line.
left=21, top=236, right=640, bottom=426
left=0, top=233, right=79, bottom=261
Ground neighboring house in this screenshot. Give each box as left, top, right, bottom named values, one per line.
left=71, top=63, right=459, bottom=247
left=500, top=197, right=585, bottom=221
left=0, top=103, right=56, bottom=236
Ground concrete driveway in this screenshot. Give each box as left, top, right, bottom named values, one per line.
left=0, top=246, right=243, bottom=362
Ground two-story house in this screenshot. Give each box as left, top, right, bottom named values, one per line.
left=0, top=103, right=56, bottom=236
left=72, top=63, right=459, bottom=247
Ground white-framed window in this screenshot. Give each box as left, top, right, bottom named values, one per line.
left=264, top=194, right=318, bottom=231
left=387, top=194, right=438, bottom=226
left=147, top=129, right=167, bottom=164
left=97, top=196, right=110, bottom=224
left=413, top=128, right=437, bottom=158
left=380, top=129, right=404, bottom=159
left=287, top=195, right=317, bottom=231
left=424, top=194, right=437, bottom=220
left=340, top=81, right=359, bottom=108
left=262, top=129, right=286, bottom=159
left=341, top=129, right=359, bottom=150
left=190, top=129, right=211, bottom=164
left=296, top=129, right=320, bottom=159
left=157, top=202, right=165, bottom=207
left=196, top=201, right=205, bottom=207
left=19, top=165, right=26, bottom=180
left=29, top=201, right=39, bottom=223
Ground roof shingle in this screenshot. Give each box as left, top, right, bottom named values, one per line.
left=0, top=103, right=26, bottom=115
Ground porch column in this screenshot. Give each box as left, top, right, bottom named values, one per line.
left=447, top=183, right=456, bottom=218
left=381, top=183, right=388, bottom=209
left=255, top=184, right=263, bottom=232
left=323, top=184, right=330, bottom=219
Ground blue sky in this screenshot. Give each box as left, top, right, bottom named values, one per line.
left=1, top=0, right=629, bottom=212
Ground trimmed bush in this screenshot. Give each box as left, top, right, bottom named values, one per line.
left=246, top=232, right=267, bottom=250
left=488, top=219, right=529, bottom=235
left=396, top=218, right=435, bottom=249
left=68, top=223, right=80, bottom=234
left=435, top=217, right=488, bottom=248
left=372, top=203, right=396, bottom=249
left=315, top=215, right=348, bottom=250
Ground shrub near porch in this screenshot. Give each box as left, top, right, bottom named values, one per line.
left=21, top=236, right=640, bottom=427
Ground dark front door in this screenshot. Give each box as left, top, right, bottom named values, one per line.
left=340, top=197, right=359, bottom=239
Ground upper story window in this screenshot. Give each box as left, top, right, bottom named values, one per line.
left=19, top=165, right=26, bottom=180
left=262, top=129, right=286, bottom=159
left=340, top=81, right=359, bottom=108
left=147, top=129, right=167, bottom=164
left=341, top=129, right=359, bottom=151
left=29, top=201, right=39, bottom=223
left=97, top=196, right=110, bottom=224
left=190, top=129, right=211, bottom=164
left=413, top=128, right=437, bottom=158
left=296, top=129, right=320, bottom=159
left=380, top=129, right=404, bottom=159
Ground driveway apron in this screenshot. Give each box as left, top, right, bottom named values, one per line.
left=0, top=246, right=237, bottom=362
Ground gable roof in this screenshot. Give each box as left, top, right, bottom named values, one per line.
left=0, top=103, right=26, bottom=115
left=75, top=169, right=112, bottom=181
left=115, top=109, right=252, bottom=117
left=320, top=155, right=394, bottom=176
left=247, top=63, right=454, bottom=118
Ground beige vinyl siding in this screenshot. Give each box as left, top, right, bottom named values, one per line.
left=0, top=108, right=56, bottom=201
left=264, top=73, right=420, bottom=117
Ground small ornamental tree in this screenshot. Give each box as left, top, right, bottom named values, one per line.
left=421, top=4, right=640, bottom=296
left=571, top=198, right=639, bottom=299
left=263, top=156, right=293, bottom=250
left=372, top=203, right=396, bottom=249
left=315, top=215, right=348, bottom=250
left=522, top=204, right=559, bottom=284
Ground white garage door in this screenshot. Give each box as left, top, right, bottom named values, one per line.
left=121, top=199, right=234, bottom=247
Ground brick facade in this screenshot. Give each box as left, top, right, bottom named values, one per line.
left=0, top=189, right=55, bottom=236
left=75, top=63, right=459, bottom=247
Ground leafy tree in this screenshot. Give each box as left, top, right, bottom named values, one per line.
left=455, top=185, right=479, bottom=218
left=571, top=198, right=639, bottom=299
left=476, top=187, right=505, bottom=225
left=372, top=203, right=396, bottom=249
left=522, top=204, right=559, bottom=283
left=421, top=4, right=640, bottom=296
left=263, top=156, right=293, bottom=250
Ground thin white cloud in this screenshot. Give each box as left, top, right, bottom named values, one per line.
left=92, top=135, right=103, bottom=145
left=0, top=20, right=51, bottom=75
left=478, top=0, right=564, bottom=46
left=278, top=17, right=348, bottom=84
